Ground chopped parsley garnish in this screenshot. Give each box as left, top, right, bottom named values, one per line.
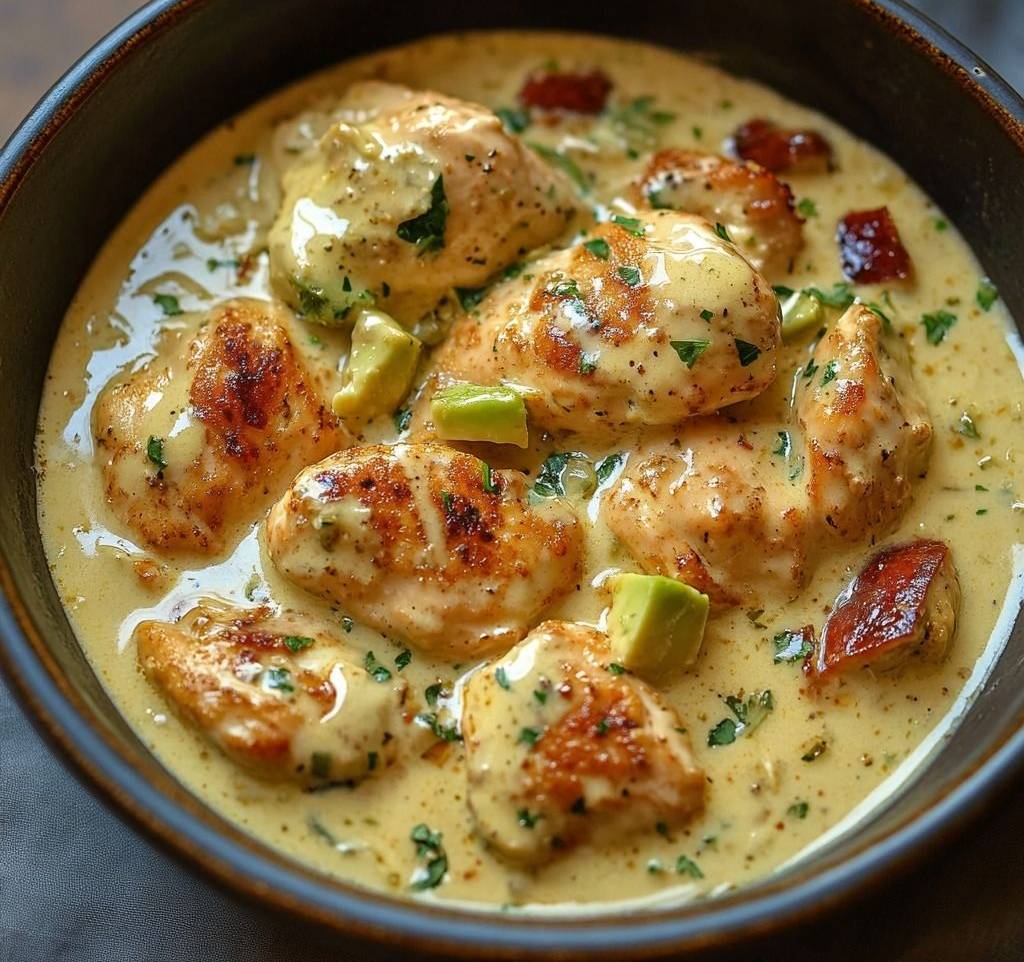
left=957, top=411, right=980, bottom=439
left=481, top=460, right=498, bottom=494
left=617, top=265, right=642, bottom=286
left=416, top=711, right=461, bottom=742
left=146, top=435, right=167, bottom=477
left=424, top=683, right=444, bottom=706
left=714, top=221, right=733, bottom=243
left=821, top=359, right=839, bottom=384
left=409, top=823, right=448, bottom=891
left=395, top=649, right=412, bottom=671
left=676, top=855, right=704, bottom=879
left=671, top=338, right=710, bottom=368
left=595, top=717, right=610, bottom=735
left=579, top=351, right=599, bottom=375
left=921, top=308, right=957, bottom=345
left=610, top=214, right=645, bottom=236
left=283, top=635, right=314, bottom=652
left=153, top=293, right=183, bottom=316
left=699, top=308, right=714, bottom=322
left=796, top=198, right=818, bottom=219
left=517, top=808, right=541, bottom=828
left=393, top=408, right=413, bottom=433
left=397, top=175, right=448, bottom=253
left=801, top=739, right=827, bottom=762
left=495, top=666, right=511, bottom=690
left=977, top=277, right=999, bottom=312
left=734, top=338, right=761, bottom=367
left=518, top=726, right=542, bottom=746
left=440, top=491, right=454, bottom=514
left=805, top=282, right=854, bottom=309
left=533, top=688, right=548, bottom=704
left=607, top=96, right=675, bottom=151
left=364, top=651, right=392, bottom=683
left=456, top=286, right=487, bottom=312
left=367, top=751, right=378, bottom=771
left=773, top=629, right=813, bottom=664
left=787, top=801, right=809, bottom=819
left=933, top=217, right=948, bottom=231
left=532, top=451, right=588, bottom=499
left=692, top=125, right=703, bottom=140
left=341, top=615, right=354, bottom=633
left=311, top=752, right=331, bottom=779
left=595, top=452, right=625, bottom=484
left=206, top=257, right=240, bottom=272
left=583, top=237, right=611, bottom=260
left=773, top=431, right=792, bottom=458
left=708, top=690, right=774, bottom=747
left=529, top=142, right=589, bottom=192
left=803, top=358, right=820, bottom=380
left=607, top=662, right=627, bottom=676
left=495, top=106, right=530, bottom=133
left=263, top=666, right=294, bottom=693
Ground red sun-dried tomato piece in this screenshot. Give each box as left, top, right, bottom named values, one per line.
left=519, top=70, right=612, bottom=115
left=812, top=538, right=952, bottom=677
left=837, top=206, right=912, bottom=282
left=731, top=118, right=833, bottom=173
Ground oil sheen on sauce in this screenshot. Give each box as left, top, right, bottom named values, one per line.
left=34, top=32, right=1024, bottom=911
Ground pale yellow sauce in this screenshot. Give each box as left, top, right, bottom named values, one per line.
left=35, top=32, right=1024, bottom=911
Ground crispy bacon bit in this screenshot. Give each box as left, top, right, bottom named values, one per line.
left=837, top=207, right=912, bottom=283
left=813, top=539, right=954, bottom=676
left=731, top=119, right=833, bottom=173
left=519, top=70, right=612, bottom=115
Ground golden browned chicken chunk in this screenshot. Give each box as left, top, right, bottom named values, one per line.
left=423, top=210, right=780, bottom=438
left=268, top=81, right=579, bottom=327
left=603, top=418, right=811, bottom=607
left=797, top=304, right=931, bottom=542
left=135, top=602, right=413, bottom=786
left=462, top=620, right=705, bottom=865
left=266, top=442, right=583, bottom=659
left=94, top=299, right=346, bottom=555
left=636, top=149, right=804, bottom=279
left=812, top=539, right=959, bottom=676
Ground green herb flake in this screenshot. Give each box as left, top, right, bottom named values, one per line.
left=977, top=277, right=999, bottom=312
left=456, top=286, right=486, bottom=312
left=367, top=750, right=378, bottom=771
left=409, top=823, right=448, bottom=891
left=395, top=649, right=412, bottom=671
left=773, top=431, right=792, bottom=458
left=796, top=198, right=818, bottom=219
left=153, top=293, right=183, bottom=317
left=529, top=142, right=589, bottom=192
left=676, top=855, right=704, bottom=879
left=533, top=688, right=548, bottom=704
left=787, top=800, right=809, bottom=819
left=699, top=308, right=714, bottom=322
left=735, top=338, right=761, bottom=367
left=424, top=683, right=444, bottom=706
left=146, top=435, right=168, bottom=477
left=709, top=690, right=774, bottom=746
left=958, top=411, right=980, bottom=440
left=495, top=666, right=511, bottom=690
left=595, top=452, right=625, bottom=484
left=481, top=461, right=498, bottom=494
left=714, top=221, right=733, bottom=243
left=518, top=726, right=542, bottom=746
left=263, top=666, right=294, bottom=693
left=607, top=662, right=627, bottom=676
left=803, top=358, right=820, bottom=380
left=921, top=309, right=957, bottom=345
left=801, top=739, right=827, bottom=762
left=532, top=451, right=588, bottom=499
left=364, top=651, right=392, bottom=683
left=517, top=808, right=540, bottom=828
left=416, top=711, right=461, bottom=742
left=608, top=214, right=643, bottom=237
left=707, top=718, right=738, bottom=747
left=393, top=408, right=413, bottom=433
left=583, top=238, right=611, bottom=260
left=933, top=217, right=948, bottom=231
left=820, top=359, right=839, bottom=385
left=805, top=282, right=855, bottom=309
left=773, top=629, right=813, bottom=664
left=579, top=351, right=599, bottom=375
left=495, top=106, right=530, bottom=133
left=233, top=153, right=256, bottom=166
left=341, top=615, right=354, bottom=633
left=671, top=339, right=711, bottom=369
left=397, top=175, right=448, bottom=253
left=617, top=265, right=643, bottom=287
left=206, top=257, right=240, bottom=272
left=311, top=752, right=331, bottom=779
left=283, top=635, right=315, bottom=653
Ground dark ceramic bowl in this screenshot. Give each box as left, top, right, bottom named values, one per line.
left=1, top=1, right=1022, bottom=958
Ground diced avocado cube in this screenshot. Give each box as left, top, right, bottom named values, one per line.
left=780, top=289, right=823, bottom=341
left=430, top=384, right=528, bottom=448
left=332, top=310, right=421, bottom=420
left=606, top=573, right=710, bottom=678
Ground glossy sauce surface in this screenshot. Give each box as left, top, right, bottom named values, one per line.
left=35, top=32, right=1024, bottom=911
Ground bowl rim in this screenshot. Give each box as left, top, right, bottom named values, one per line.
left=2, top=0, right=1023, bottom=956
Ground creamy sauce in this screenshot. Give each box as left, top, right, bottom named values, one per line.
left=35, top=31, right=1024, bottom=911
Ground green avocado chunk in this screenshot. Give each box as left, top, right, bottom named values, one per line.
left=332, top=309, right=421, bottom=420
left=779, top=289, right=824, bottom=341
left=606, top=573, right=710, bottom=678
left=430, top=384, right=529, bottom=448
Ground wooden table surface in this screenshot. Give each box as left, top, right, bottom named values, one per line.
left=1, top=3, right=1022, bottom=961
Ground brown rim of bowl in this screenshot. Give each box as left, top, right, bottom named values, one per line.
left=1, top=0, right=1023, bottom=957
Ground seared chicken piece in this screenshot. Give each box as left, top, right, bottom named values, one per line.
left=797, top=304, right=931, bottom=541
left=463, top=621, right=705, bottom=865
left=427, top=210, right=779, bottom=438
left=603, top=419, right=810, bottom=606
left=135, top=602, right=412, bottom=785
left=95, top=299, right=346, bottom=555
left=636, top=149, right=804, bottom=279
left=266, top=443, right=583, bottom=659
left=268, top=80, right=579, bottom=327
left=813, top=539, right=959, bottom=676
